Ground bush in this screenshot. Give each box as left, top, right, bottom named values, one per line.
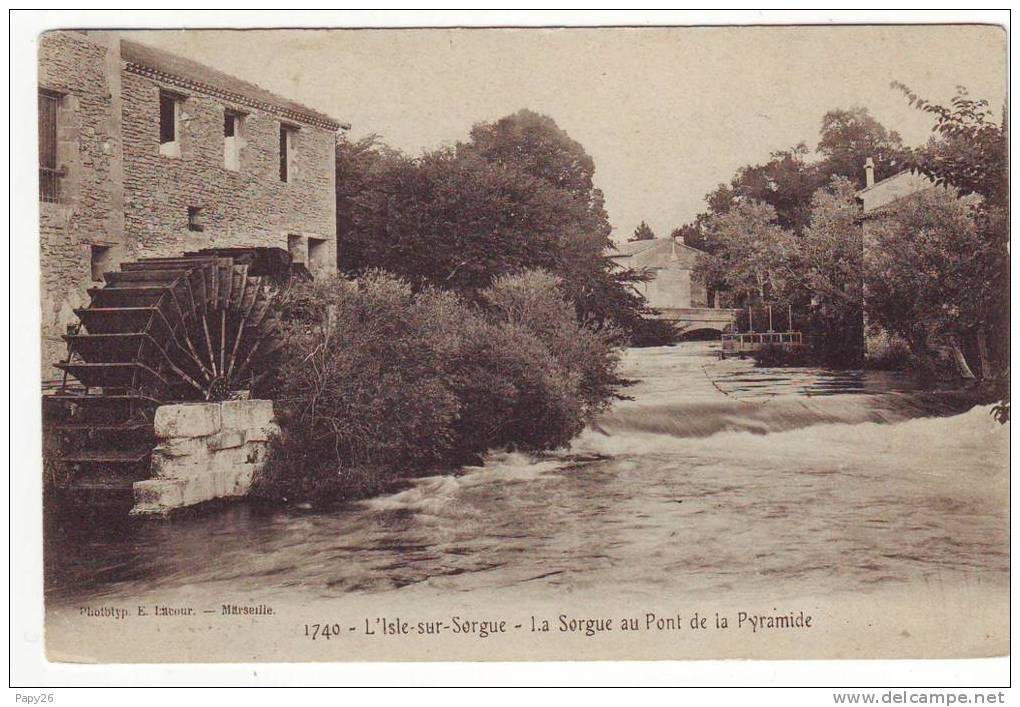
left=253, top=273, right=459, bottom=503
left=862, top=329, right=913, bottom=371
left=254, top=270, right=621, bottom=504
left=445, top=317, right=585, bottom=454
left=481, top=270, right=622, bottom=419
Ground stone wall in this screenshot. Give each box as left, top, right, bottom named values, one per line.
left=131, top=399, right=279, bottom=516
left=120, top=69, right=337, bottom=275
left=39, top=34, right=339, bottom=381
left=38, top=32, right=121, bottom=378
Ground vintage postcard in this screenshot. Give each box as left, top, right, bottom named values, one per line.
left=31, top=22, right=1008, bottom=666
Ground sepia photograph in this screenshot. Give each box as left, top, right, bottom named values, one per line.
left=10, top=9, right=1012, bottom=689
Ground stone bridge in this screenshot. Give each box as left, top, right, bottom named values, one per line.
left=651, top=307, right=739, bottom=335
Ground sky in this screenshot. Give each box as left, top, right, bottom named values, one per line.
left=124, top=26, right=1006, bottom=243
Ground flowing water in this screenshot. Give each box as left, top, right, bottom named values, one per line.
left=45, top=342, right=1009, bottom=609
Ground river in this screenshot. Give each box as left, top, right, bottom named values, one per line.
left=44, top=341, right=1010, bottom=661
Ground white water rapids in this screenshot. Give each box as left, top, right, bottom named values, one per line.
left=46, top=342, right=1009, bottom=608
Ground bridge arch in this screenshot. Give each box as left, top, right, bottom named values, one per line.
left=652, top=307, right=740, bottom=337
left=679, top=326, right=728, bottom=341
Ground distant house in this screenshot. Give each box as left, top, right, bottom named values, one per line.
left=38, top=31, right=344, bottom=378
left=856, top=157, right=937, bottom=217
left=855, top=157, right=940, bottom=357
left=610, top=236, right=736, bottom=334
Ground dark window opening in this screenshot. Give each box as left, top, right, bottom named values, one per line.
left=39, top=90, right=61, bottom=203
left=159, top=91, right=177, bottom=144
left=90, top=245, right=111, bottom=282
left=308, top=237, right=327, bottom=273
left=224, top=111, right=244, bottom=171
left=279, top=126, right=290, bottom=182
left=188, top=206, right=205, bottom=232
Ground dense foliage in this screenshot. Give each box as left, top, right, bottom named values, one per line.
left=865, top=187, right=987, bottom=374
left=686, top=95, right=1006, bottom=375
left=891, top=84, right=1009, bottom=381
left=695, top=201, right=798, bottom=307
left=876, top=85, right=1009, bottom=418
left=335, top=110, right=675, bottom=346
left=799, top=178, right=865, bottom=365
left=254, top=271, right=621, bottom=504
left=681, top=106, right=906, bottom=362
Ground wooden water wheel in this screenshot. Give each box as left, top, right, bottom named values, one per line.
left=44, top=248, right=301, bottom=504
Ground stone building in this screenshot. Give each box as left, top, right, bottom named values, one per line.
left=856, top=157, right=936, bottom=217
left=610, top=236, right=737, bottom=334
left=38, top=31, right=342, bottom=380
left=612, top=236, right=711, bottom=308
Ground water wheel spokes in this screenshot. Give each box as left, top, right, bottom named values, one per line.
left=58, top=252, right=289, bottom=402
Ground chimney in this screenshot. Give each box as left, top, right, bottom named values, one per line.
left=865, top=157, right=875, bottom=188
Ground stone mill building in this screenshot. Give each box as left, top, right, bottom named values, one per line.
left=38, top=31, right=343, bottom=381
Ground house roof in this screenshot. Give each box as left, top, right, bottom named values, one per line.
left=856, top=169, right=938, bottom=215
left=121, top=39, right=345, bottom=131
left=856, top=168, right=925, bottom=196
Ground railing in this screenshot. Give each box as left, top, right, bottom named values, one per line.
left=39, top=166, right=64, bottom=204
left=721, top=331, right=803, bottom=354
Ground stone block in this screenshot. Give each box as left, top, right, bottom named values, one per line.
left=130, top=398, right=278, bottom=515
left=244, top=421, right=282, bottom=443
left=243, top=442, right=271, bottom=465
left=221, top=399, right=275, bottom=433
left=180, top=473, right=216, bottom=507
left=131, top=478, right=186, bottom=511
left=230, top=464, right=258, bottom=496
left=208, top=429, right=245, bottom=451
left=207, top=444, right=254, bottom=468
left=153, top=436, right=208, bottom=458
left=154, top=403, right=221, bottom=439
left=150, top=450, right=211, bottom=480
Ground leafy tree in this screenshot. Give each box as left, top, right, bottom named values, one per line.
left=800, top=177, right=865, bottom=364
left=629, top=221, right=656, bottom=242
left=671, top=106, right=906, bottom=243
left=695, top=201, right=798, bottom=308
left=462, top=110, right=674, bottom=343
left=892, top=84, right=1007, bottom=209
left=335, top=134, right=402, bottom=270
left=336, top=113, right=674, bottom=345
left=461, top=109, right=596, bottom=198
left=816, top=106, right=908, bottom=187
left=864, top=187, right=990, bottom=375
left=700, top=144, right=823, bottom=233
left=892, top=84, right=1009, bottom=416
left=337, top=145, right=569, bottom=293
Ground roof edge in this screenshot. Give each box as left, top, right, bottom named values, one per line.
left=856, top=168, right=929, bottom=197
left=122, top=52, right=344, bottom=132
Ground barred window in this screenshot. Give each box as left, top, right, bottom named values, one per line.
left=38, top=90, right=61, bottom=203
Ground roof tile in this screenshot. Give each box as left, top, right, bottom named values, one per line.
left=121, top=39, right=344, bottom=131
